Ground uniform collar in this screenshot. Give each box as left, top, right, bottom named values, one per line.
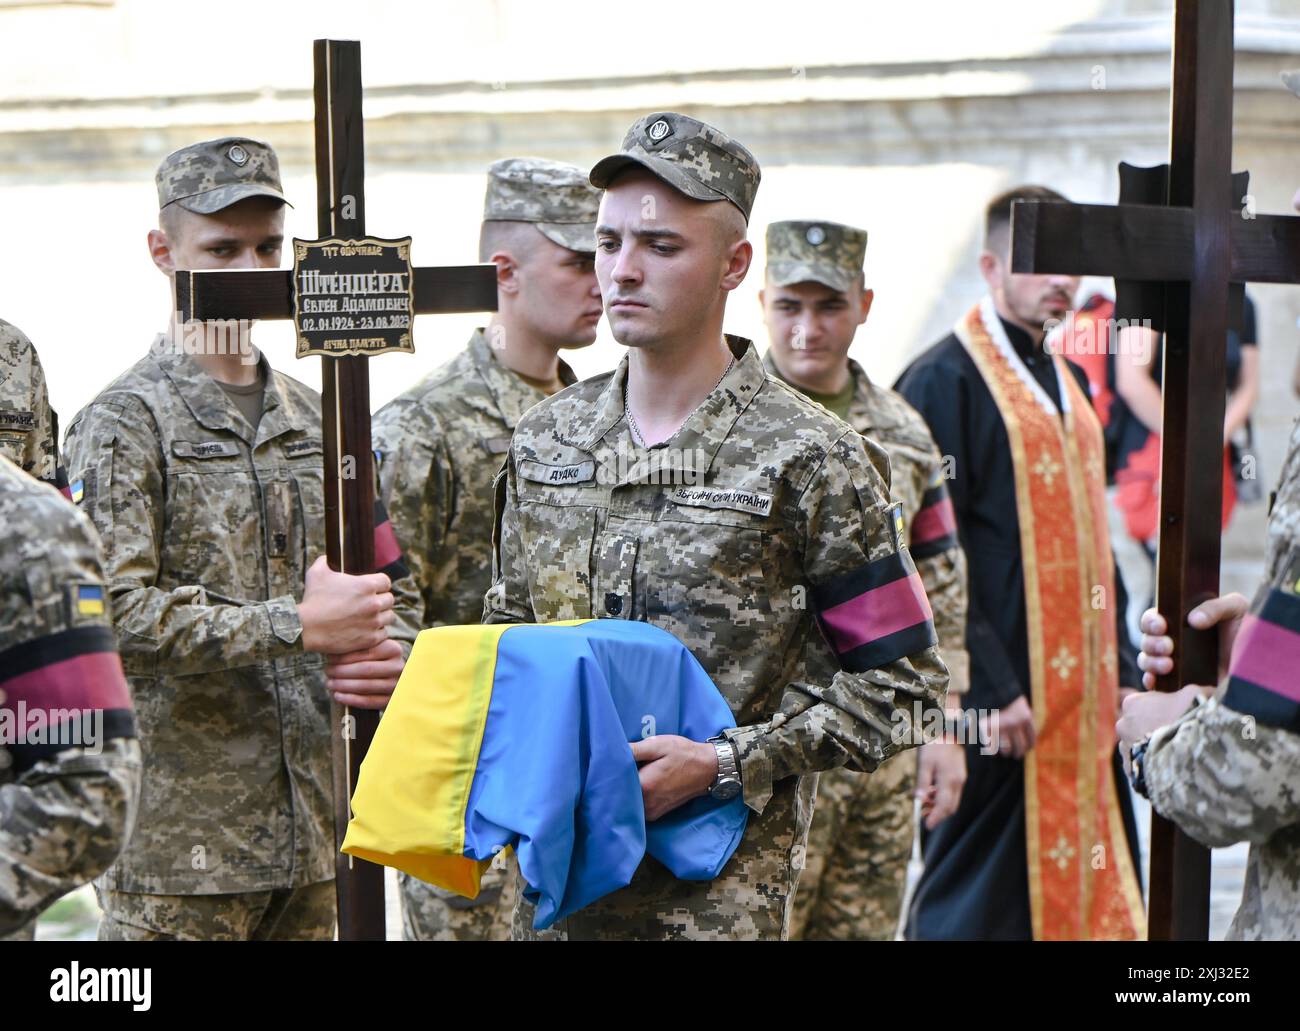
left=151, top=337, right=309, bottom=446
left=576, top=335, right=764, bottom=478
left=844, top=358, right=909, bottom=434
left=467, top=328, right=577, bottom=430
left=760, top=350, right=903, bottom=435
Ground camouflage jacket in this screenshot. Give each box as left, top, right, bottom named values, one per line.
left=1145, top=415, right=1300, bottom=940
left=0, top=318, right=63, bottom=489
left=63, top=344, right=337, bottom=894
left=486, top=337, right=949, bottom=939
left=766, top=353, right=969, bottom=696
left=374, top=329, right=575, bottom=636
left=0, top=456, right=141, bottom=939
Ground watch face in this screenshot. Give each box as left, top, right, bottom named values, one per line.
left=712, top=780, right=741, bottom=801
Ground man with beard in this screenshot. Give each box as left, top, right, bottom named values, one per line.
left=896, top=185, right=1145, bottom=940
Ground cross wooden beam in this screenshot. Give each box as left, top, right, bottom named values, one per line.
left=1010, top=0, right=1299, bottom=940
left=175, top=39, right=497, bottom=940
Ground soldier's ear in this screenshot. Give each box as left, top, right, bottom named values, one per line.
left=491, top=252, right=520, bottom=296
left=858, top=288, right=875, bottom=325
left=720, top=238, right=753, bottom=293
left=149, top=228, right=176, bottom=277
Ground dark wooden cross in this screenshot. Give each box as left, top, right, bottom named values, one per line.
left=1010, top=0, right=1299, bottom=940
left=175, top=40, right=497, bottom=940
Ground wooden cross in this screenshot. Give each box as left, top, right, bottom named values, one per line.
left=1010, top=0, right=1299, bottom=940
left=175, top=40, right=497, bottom=940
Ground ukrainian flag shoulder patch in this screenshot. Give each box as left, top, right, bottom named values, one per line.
left=67, top=582, right=105, bottom=623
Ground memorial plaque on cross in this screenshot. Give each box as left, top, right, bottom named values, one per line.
left=1009, top=0, right=1300, bottom=940
left=175, top=39, right=498, bottom=941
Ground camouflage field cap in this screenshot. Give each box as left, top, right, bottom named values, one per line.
left=589, top=112, right=760, bottom=222
left=483, top=157, right=601, bottom=253
left=765, top=220, right=867, bottom=292
left=156, top=137, right=289, bottom=215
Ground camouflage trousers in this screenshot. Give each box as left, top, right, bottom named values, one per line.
left=96, top=881, right=335, bottom=941
left=789, top=752, right=916, bottom=940
left=400, top=853, right=516, bottom=941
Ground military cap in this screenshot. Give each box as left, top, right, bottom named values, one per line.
left=483, top=157, right=601, bottom=253
left=589, top=112, right=760, bottom=222
left=765, top=220, right=868, bottom=293
left=156, top=137, right=289, bottom=215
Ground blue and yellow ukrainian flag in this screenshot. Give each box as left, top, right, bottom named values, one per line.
left=75, top=584, right=104, bottom=617
left=342, top=619, right=748, bottom=929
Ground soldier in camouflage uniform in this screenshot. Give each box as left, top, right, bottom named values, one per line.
left=63, top=137, right=402, bottom=940
left=1, top=455, right=141, bottom=940
left=1121, top=412, right=1300, bottom=940
left=376, top=156, right=603, bottom=941
left=485, top=112, right=949, bottom=940
left=0, top=318, right=66, bottom=490
left=759, top=219, right=970, bottom=940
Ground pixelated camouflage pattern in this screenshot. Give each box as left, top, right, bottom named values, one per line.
left=842, top=360, right=969, bottom=696
left=96, top=880, right=334, bottom=940
left=590, top=112, right=761, bottom=221
left=483, top=157, right=601, bottom=253
left=1145, top=415, right=1300, bottom=941
left=767, top=351, right=968, bottom=939
left=0, top=319, right=61, bottom=487
left=764, top=220, right=868, bottom=293
left=63, top=344, right=341, bottom=903
left=399, top=855, right=518, bottom=942
left=488, top=337, right=948, bottom=940
left=788, top=754, right=913, bottom=940
left=156, top=137, right=287, bottom=215
left=376, top=330, right=575, bottom=639
left=0, top=456, right=141, bottom=940
left=374, top=329, right=572, bottom=940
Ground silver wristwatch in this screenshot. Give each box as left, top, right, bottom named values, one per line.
left=707, top=735, right=742, bottom=801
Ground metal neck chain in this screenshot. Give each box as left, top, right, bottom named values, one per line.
left=625, top=355, right=735, bottom=447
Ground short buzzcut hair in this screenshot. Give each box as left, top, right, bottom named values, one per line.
left=984, top=184, right=1069, bottom=255
left=478, top=219, right=544, bottom=264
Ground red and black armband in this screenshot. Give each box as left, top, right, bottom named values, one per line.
left=909, top=471, right=958, bottom=560
left=1222, top=584, right=1300, bottom=732
left=372, top=497, right=410, bottom=582
left=0, top=625, right=136, bottom=775
left=812, top=542, right=938, bottom=672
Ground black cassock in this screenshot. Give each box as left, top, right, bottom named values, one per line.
left=894, top=314, right=1142, bottom=941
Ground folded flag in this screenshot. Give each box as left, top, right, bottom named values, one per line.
left=342, top=618, right=748, bottom=929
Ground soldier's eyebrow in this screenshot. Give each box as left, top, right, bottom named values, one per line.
left=630, top=227, right=685, bottom=242
left=594, top=225, right=685, bottom=242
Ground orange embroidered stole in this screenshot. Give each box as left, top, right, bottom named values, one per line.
left=955, top=298, right=1145, bottom=940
